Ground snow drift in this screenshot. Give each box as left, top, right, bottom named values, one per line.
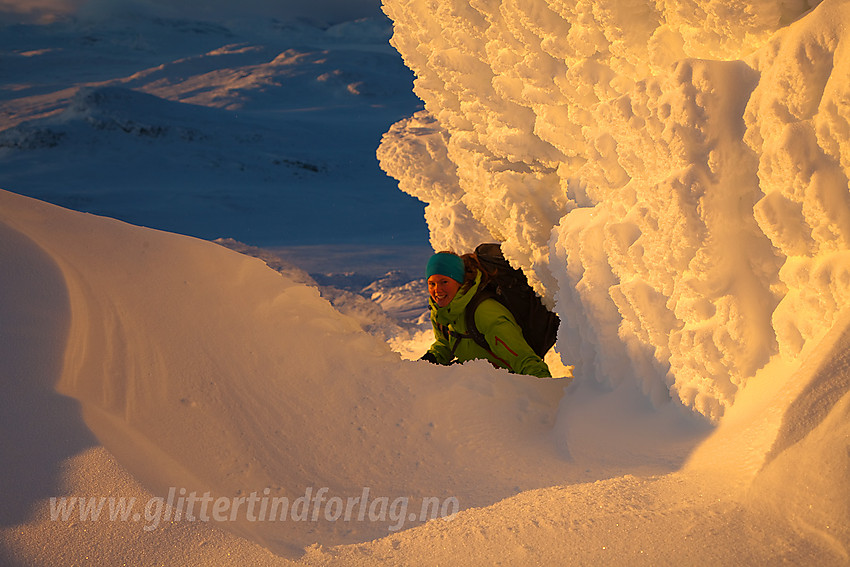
left=378, top=0, right=850, bottom=421
left=0, top=189, right=578, bottom=561
left=2, top=0, right=850, bottom=563
left=1, top=188, right=848, bottom=564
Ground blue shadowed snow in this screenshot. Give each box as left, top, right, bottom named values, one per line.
left=0, top=13, right=429, bottom=278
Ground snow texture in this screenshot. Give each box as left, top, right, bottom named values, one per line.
left=1, top=0, right=850, bottom=564
left=378, top=0, right=850, bottom=421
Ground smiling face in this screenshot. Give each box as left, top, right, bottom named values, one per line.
left=428, top=274, right=462, bottom=308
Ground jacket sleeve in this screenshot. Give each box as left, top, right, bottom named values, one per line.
left=474, top=300, right=552, bottom=378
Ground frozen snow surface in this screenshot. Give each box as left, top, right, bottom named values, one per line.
left=2, top=0, right=850, bottom=565
left=379, top=0, right=850, bottom=421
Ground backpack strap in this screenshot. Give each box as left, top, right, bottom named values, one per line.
left=438, top=296, right=492, bottom=357
left=436, top=322, right=477, bottom=358
left=463, top=290, right=496, bottom=353
left=464, top=291, right=518, bottom=371
left=439, top=292, right=516, bottom=371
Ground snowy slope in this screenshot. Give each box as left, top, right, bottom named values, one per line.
left=0, top=187, right=847, bottom=565
left=1, top=0, right=850, bottom=564
left=0, top=12, right=428, bottom=263
left=0, top=188, right=576, bottom=560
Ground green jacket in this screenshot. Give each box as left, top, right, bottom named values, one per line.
left=426, top=272, right=552, bottom=378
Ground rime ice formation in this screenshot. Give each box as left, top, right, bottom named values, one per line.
left=378, top=0, right=850, bottom=420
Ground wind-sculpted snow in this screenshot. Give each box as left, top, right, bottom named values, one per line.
left=0, top=189, right=577, bottom=558
left=378, top=0, right=850, bottom=420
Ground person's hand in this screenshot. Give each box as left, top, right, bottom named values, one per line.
left=420, top=352, right=438, bottom=364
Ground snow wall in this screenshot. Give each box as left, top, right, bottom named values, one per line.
left=378, top=0, right=850, bottom=421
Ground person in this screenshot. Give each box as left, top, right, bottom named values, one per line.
left=421, top=251, right=552, bottom=378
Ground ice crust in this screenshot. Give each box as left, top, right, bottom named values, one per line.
left=378, top=0, right=849, bottom=420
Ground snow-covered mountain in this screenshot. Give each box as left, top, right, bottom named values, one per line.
left=2, top=0, right=850, bottom=565
left=1, top=12, right=428, bottom=262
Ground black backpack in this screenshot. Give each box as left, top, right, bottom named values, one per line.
left=462, top=243, right=560, bottom=358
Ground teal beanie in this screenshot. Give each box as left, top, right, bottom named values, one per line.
left=426, top=252, right=465, bottom=283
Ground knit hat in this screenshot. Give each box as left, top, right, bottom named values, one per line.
left=426, top=252, right=465, bottom=284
